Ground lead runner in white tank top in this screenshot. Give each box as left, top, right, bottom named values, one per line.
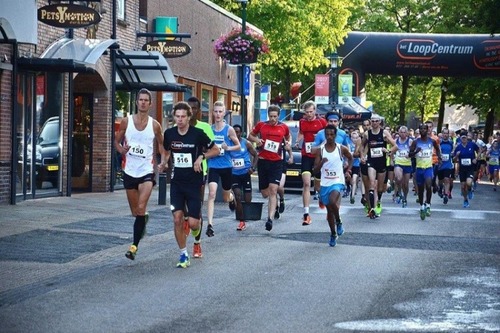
left=124, top=116, right=155, bottom=178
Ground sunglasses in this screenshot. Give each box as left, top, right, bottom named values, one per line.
left=371, top=120, right=380, bottom=122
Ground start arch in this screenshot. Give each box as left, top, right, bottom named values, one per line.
left=337, top=32, right=500, bottom=97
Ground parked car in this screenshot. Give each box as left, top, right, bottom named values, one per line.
left=32, top=116, right=60, bottom=189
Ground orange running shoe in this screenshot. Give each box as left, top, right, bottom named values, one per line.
left=302, top=214, right=312, bottom=226
left=193, top=243, right=202, bottom=258
left=237, top=221, right=246, bottom=231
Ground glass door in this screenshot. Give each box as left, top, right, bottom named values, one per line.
left=72, top=94, right=93, bottom=191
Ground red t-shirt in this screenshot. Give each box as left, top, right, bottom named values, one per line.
left=250, top=121, right=290, bottom=161
left=299, top=117, right=327, bottom=157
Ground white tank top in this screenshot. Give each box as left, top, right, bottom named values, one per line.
left=124, top=116, right=155, bottom=178
left=320, top=144, right=345, bottom=187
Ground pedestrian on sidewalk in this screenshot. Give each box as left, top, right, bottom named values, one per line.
left=114, top=88, right=165, bottom=260
left=161, top=102, right=220, bottom=268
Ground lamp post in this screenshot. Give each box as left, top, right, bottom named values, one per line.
left=327, top=53, right=340, bottom=108
left=235, top=0, right=248, bottom=133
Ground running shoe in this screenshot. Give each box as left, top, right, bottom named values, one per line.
left=425, top=206, right=431, bottom=217
left=191, top=227, right=201, bottom=238
left=141, top=212, right=149, bottom=239
left=193, top=243, right=202, bottom=258
left=125, top=245, right=137, bottom=260
left=438, top=185, right=444, bottom=198
left=329, top=234, right=338, bottom=247
left=229, top=198, right=236, bottom=212
left=368, top=208, right=378, bottom=219
left=374, top=202, right=382, bottom=215
left=274, top=205, right=281, bottom=219
left=387, top=185, right=392, bottom=194
left=265, top=219, right=273, bottom=231
left=237, top=221, right=246, bottom=231
left=350, top=195, right=355, bottom=204
left=468, top=189, right=474, bottom=200
left=443, top=194, right=448, bottom=205
left=313, top=192, right=319, bottom=200
left=448, top=193, right=453, bottom=199
left=302, top=214, right=312, bottom=225
left=402, top=199, right=407, bottom=208
left=279, top=199, right=285, bottom=213
left=420, top=208, right=426, bottom=221
left=360, top=196, right=367, bottom=206
left=463, top=200, right=470, bottom=208
left=395, top=192, right=401, bottom=204
left=176, top=253, right=190, bottom=268
left=206, top=224, right=215, bottom=237
left=337, top=222, right=344, bottom=236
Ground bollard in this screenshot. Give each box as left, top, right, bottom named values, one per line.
left=158, top=172, right=167, bottom=205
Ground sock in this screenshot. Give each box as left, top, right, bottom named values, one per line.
left=133, top=215, right=146, bottom=246
left=304, top=207, right=309, bottom=215
left=369, top=190, right=375, bottom=208
left=181, top=248, right=188, bottom=256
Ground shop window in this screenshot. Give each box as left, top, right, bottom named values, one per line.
left=117, top=0, right=126, bottom=21
left=201, top=86, right=213, bottom=123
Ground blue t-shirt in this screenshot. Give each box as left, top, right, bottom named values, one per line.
left=346, top=137, right=360, bottom=167
left=230, top=138, right=252, bottom=175
left=208, top=124, right=233, bottom=169
left=313, top=127, right=349, bottom=147
left=439, top=139, right=454, bottom=170
left=453, top=141, right=478, bottom=167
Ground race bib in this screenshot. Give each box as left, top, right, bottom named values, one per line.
left=370, top=147, right=383, bottom=158
left=396, top=150, right=408, bottom=158
left=305, top=142, right=313, bottom=154
left=232, top=158, right=245, bottom=169
left=128, top=143, right=147, bottom=158
left=461, top=158, right=471, bottom=166
left=418, top=149, right=432, bottom=158
left=216, top=143, right=225, bottom=156
left=490, top=157, right=499, bottom=164
left=173, top=153, right=192, bottom=168
left=325, top=170, right=338, bottom=179
left=441, top=154, right=450, bottom=161
left=264, top=139, right=279, bottom=153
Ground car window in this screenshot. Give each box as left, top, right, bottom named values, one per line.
left=38, top=120, right=60, bottom=146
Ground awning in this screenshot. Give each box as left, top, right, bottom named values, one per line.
left=115, top=50, right=186, bottom=92
left=317, top=101, right=372, bottom=122
left=18, top=38, right=118, bottom=72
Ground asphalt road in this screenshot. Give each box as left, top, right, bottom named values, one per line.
left=0, top=179, right=498, bottom=333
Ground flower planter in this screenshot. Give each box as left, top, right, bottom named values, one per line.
left=228, top=53, right=258, bottom=65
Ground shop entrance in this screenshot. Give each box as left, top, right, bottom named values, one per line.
left=72, top=95, right=93, bottom=191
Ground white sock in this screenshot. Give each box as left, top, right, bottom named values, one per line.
left=181, top=248, right=188, bottom=256
left=304, top=207, right=309, bottom=214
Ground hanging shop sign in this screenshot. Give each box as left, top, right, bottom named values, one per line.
left=38, top=4, right=101, bottom=28
left=142, top=40, right=191, bottom=58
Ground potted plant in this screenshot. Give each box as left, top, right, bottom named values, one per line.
left=214, top=27, right=269, bottom=64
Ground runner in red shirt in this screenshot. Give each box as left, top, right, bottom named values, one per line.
left=294, top=101, right=326, bottom=225
left=248, top=105, right=291, bottom=232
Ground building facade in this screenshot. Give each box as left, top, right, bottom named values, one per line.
left=0, top=0, right=259, bottom=204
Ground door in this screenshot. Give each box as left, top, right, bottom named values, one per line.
left=72, top=94, right=93, bottom=191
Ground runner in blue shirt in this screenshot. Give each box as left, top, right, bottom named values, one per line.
left=453, top=131, right=479, bottom=208
left=437, top=128, right=455, bottom=204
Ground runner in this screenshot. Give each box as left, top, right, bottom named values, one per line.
left=453, top=131, right=479, bottom=208
left=231, top=124, right=258, bottom=231
left=313, top=125, right=353, bottom=247
left=393, top=126, right=413, bottom=208
left=437, top=128, right=455, bottom=204
left=206, top=101, right=240, bottom=237
left=114, top=89, right=164, bottom=261
left=347, top=130, right=362, bottom=205
left=248, top=105, right=291, bottom=232
left=294, top=101, right=326, bottom=225
left=162, top=102, right=220, bottom=268
left=361, top=114, right=398, bottom=219
left=486, top=139, right=499, bottom=191
left=409, top=123, right=442, bottom=220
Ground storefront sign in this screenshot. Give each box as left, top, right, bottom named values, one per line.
left=38, top=4, right=101, bottom=28
left=142, top=40, right=191, bottom=58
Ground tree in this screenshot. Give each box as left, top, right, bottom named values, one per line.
left=211, top=0, right=362, bottom=100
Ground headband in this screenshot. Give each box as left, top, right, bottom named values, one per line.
left=327, top=114, right=339, bottom=121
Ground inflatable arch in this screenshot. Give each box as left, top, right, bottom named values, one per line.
left=337, top=32, right=500, bottom=97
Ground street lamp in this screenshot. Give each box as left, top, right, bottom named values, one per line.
left=327, top=52, right=340, bottom=107
left=235, top=0, right=248, bottom=134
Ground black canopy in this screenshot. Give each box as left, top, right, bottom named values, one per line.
left=316, top=101, right=372, bottom=122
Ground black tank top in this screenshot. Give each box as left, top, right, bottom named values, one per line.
left=367, top=129, right=385, bottom=160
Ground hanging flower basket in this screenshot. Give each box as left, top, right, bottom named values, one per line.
left=214, top=27, right=269, bottom=65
